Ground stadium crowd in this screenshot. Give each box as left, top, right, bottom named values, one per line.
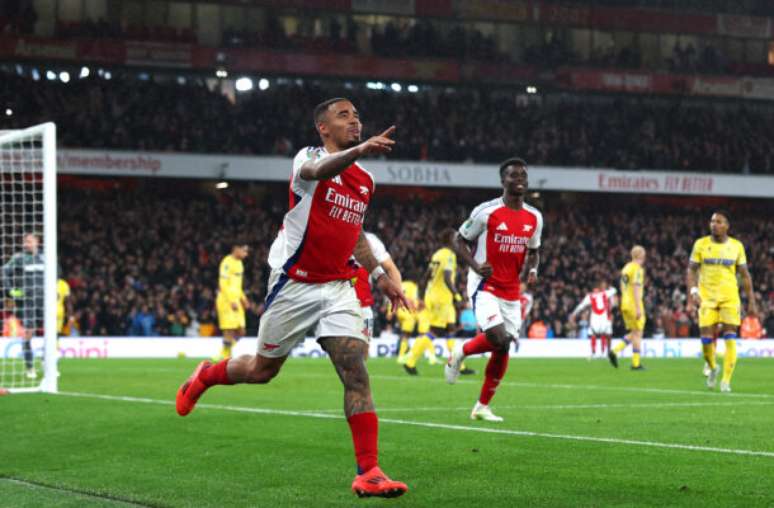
left=52, top=182, right=774, bottom=339
left=4, top=73, right=774, bottom=174
left=33, top=7, right=743, bottom=75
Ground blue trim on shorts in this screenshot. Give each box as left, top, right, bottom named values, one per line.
left=264, top=273, right=290, bottom=311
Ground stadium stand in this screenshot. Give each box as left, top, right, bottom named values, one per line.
left=4, top=72, right=774, bottom=174
left=55, top=180, right=774, bottom=339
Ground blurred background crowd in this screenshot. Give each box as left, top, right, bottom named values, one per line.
left=4, top=74, right=774, bottom=174
left=51, top=180, right=774, bottom=339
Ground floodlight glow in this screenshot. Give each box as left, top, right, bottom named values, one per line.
left=235, top=77, right=253, bottom=92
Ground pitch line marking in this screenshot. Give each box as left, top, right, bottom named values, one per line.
left=0, top=477, right=157, bottom=507
left=310, top=400, right=774, bottom=413
left=57, top=391, right=774, bottom=459
left=361, top=374, right=774, bottom=399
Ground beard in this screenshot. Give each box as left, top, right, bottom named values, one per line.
left=341, top=136, right=360, bottom=149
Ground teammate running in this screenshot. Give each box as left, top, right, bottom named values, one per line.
left=570, top=279, right=616, bottom=358
left=175, top=98, right=411, bottom=498
left=446, top=157, right=543, bottom=422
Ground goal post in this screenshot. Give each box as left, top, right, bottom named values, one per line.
left=0, top=123, right=58, bottom=394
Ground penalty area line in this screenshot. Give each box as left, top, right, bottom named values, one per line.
left=56, top=391, right=774, bottom=459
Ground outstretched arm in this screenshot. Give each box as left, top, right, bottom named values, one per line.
left=299, top=126, right=395, bottom=181
left=570, top=296, right=589, bottom=320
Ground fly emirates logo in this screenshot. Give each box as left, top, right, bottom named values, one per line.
left=325, top=187, right=367, bottom=225
left=493, top=232, right=529, bottom=253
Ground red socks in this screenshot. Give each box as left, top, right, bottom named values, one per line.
left=479, top=350, right=509, bottom=405
left=463, top=333, right=497, bottom=356
left=348, top=412, right=379, bottom=474
left=463, top=333, right=509, bottom=405
left=590, top=335, right=597, bottom=354
left=199, top=360, right=234, bottom=387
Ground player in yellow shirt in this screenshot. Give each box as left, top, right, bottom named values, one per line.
left=57, top=278, right=70, bottom=335
left=215, top=241, right=250, bottom=361
left=609, top=245, right=646, bottom=370
left=390, top=275, right=420, bottom=364
left=405, top=229, right=473, bottom=376
left=386, top=268, right=435, bottom=371
left=686, top=210, right=757, bottom=392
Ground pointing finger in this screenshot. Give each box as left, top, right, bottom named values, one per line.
left=379, top=125, right=396, bottom=138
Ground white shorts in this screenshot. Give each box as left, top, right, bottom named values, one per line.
left=589, top=313, right=612, bottom=335
left=471, top=289, right=522, bottom=338
left=257, top=269, right=366, bottom=358
left=361, top=306, right=374, bottom=339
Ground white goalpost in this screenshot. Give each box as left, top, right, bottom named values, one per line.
left=0, top=123, right=58, bottom=393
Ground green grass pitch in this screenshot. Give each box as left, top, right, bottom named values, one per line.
left=2, top=356, right=774, bottom=507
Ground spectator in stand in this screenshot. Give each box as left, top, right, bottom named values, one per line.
left=740, top=314, right=763, bottom=339
left=129, top=305, right=155, bottom=336
left=55, top=177, right=772, bottom=338
left=528, top=318, right=549, bottom=339
left=4, top=71, right=774, bottom=174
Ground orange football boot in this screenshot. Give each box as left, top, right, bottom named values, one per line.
left=176, top=360, right=211, bottom=416
left=351, top=466, right=408, bottom=498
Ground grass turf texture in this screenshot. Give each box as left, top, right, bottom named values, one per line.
left=2, top=357, right=774, bottom=507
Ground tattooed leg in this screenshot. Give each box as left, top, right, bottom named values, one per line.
left=320, top=337, right=374, bottom=417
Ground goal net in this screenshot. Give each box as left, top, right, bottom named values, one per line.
left=0, top=123, right=58, bottom=393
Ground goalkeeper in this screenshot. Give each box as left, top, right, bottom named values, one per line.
left=2, top=233, right=45, bottom=379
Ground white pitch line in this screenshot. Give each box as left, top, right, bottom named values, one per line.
left=311, top=400, right=774, bottom=414
left=56, top=391, right=774, bottom=459
left=362, top=374, right=774, bottom=399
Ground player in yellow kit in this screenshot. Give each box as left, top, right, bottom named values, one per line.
left=392, top=276, right=420, bottom=364
left=404, top=229, right=473, bottom=376
left=609, top=245, right=646, bottom=370
left=57, top=278, right=70, bottom=335
left=215, top=241, right=250, bottom=361
left=687, top=210, right=757, bottom=392
left=388, top=269, right=436, bottom=372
